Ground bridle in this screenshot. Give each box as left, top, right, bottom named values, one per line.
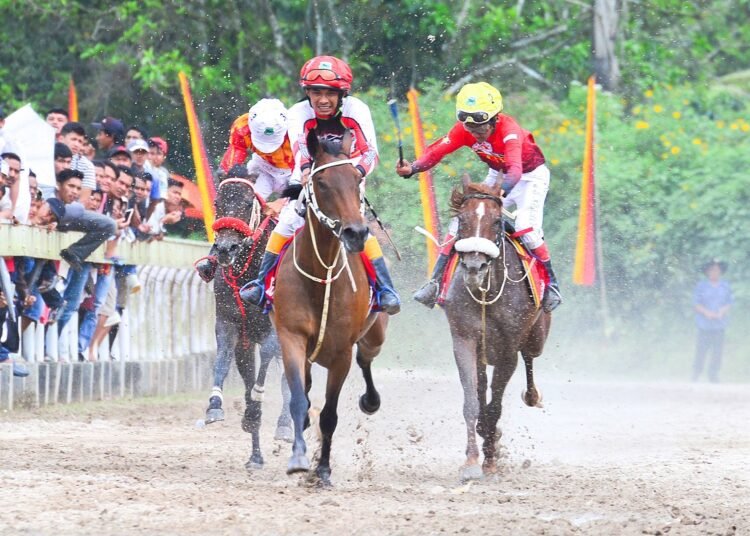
left=303, top=158, right=364, bottom=238
left=212, top=178, right=265, bottom=242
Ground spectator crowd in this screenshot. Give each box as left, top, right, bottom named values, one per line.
left=1, top=105, right=188, bottom=377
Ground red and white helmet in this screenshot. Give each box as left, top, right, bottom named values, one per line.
left=299, top=55, right=353, bottom=93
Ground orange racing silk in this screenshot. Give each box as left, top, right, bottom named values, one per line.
left=219, top=113, right=294, bottom=173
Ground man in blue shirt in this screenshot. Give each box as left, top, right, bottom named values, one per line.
left=692, top=259, right=733, bottom=382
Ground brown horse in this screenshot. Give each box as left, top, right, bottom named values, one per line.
left=271, top=128, right=387, bottom=485
left=444, top=178, right=550, bottom=481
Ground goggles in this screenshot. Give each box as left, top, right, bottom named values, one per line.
left=457, top=110, right=491, bottom=124
left=302, top=69, right=342, bottom=83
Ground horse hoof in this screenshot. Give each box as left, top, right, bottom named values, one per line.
left=205, top=408, right=225, bottom=424
left=521, top=388, right=544, bottom=408
left=358, top=393, right=380, bottom=415
left=245, top=455, right=264, bottom=471
left=459, top=463, right=483, bottom=482
left=287, top=454, right=311, bottom=474
left=274, top=425, right=294, bottom=443
left=482, top=460, right=498, bottom=475
left=315, top=467, right=332, bottom=487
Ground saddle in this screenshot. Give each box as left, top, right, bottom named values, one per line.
left=437, top=233, right=549, bottom=309
left=262, top=230, right=382, bottom=313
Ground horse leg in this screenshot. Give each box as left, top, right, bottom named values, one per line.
left=205, top=322, right=238, bottom=424
left=453, top=336, right=483, bottom=481
left=482, top=354, right=518, bottom=475
left=475, top=361, right=489, bottom=438
left=282, top=337, right=311, bottom=474
left=521, top=352, right=543, bottom=408
left=315, top=359, right=349, bottom=486
left=258, top=332, right=293, bottom=442
left=236, top=343, right=264, bottom=470
left=356, top=314, right=386, bottom=415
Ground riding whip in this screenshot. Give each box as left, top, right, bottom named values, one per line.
left=364, top=196, right=402, bottom=261
left=387, top=98, right=405, bottom=166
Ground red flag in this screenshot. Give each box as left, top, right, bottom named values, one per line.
left=178, top=71, right=216, bottom=241
left=573, top=76, right=597, bottom=285
left=407, top=88, right=441, bottom=270
left=68, top=78, right=79, bottom=122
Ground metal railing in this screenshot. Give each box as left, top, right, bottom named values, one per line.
left=1, top=225, right=217, bottom=409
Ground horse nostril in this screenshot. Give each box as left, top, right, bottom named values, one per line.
left=229, top=244, right=239, bottom=252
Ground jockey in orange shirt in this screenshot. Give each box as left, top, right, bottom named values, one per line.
left=195, top=98, right=292, bottom=282
left=239, top=55, right=400, bottom=315
left=396, top=82, right=562, bottom=312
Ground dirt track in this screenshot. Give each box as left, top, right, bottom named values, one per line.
left=1, top=364, right=748, bottom=535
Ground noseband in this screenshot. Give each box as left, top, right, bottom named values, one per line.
left=454, top=193, right=504, bottom=259
left=304, top=158, right=364, bottom=238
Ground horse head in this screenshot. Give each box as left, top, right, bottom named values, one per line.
left=306, top=127, right=368, bottom=253
left=450, top=175, right=504, bottom=287
left=212, top=175, right=261, bottom=267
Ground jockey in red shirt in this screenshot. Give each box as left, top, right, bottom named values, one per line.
left=239, top=55, right=400, bottom=314
left=396, top=82, right=562, bottom=312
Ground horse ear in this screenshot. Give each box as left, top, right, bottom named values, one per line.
left=341, top=129, right=354, bottom=156
left=461, top=173, right=471, bottom=189
left=306, top=129, right=319, bottom=160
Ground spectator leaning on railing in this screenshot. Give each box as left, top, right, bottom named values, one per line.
left=59, top=122, right=96, bottom=204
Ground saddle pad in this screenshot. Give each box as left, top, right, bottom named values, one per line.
left=437, top=235, right=547, bottom=309
left=263, top=230, right=380, bottom=313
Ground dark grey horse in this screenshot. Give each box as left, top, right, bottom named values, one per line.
left=203, top=176, right=292, bottom=470
left=443, top=179, right=550, bottom=481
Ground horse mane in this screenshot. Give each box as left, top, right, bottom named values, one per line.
left=449, top=181, right=501, bottom=215
left=306, top=124, right=353, bottom=160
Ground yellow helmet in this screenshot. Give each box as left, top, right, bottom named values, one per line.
left=455, top=82, right=503, bottom=124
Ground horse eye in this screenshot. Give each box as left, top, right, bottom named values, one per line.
left=316, top=180, right=328, bottom=192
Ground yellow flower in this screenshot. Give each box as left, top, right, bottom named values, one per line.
left=550, top=158, right=560, bottom=166
left=672, top=111, right=681, bottom=119
left=661, top=153, right=669, bottom=159
left=644, top=89, right=654, bottom=98
left=562, top=119, right=571, bottom=127
left=730, top=123, right=739, bottom=130
left=671, top=146, right=681, bottom=155
left=632, top=105, right=642, bottom=115
left=404, top=127, right=412, bottom=135
left=662, top=139, right=672, bottom=148
left=557, top=126, right=568, bottom=134
left=635, top=120, right=650, bottom=130
left=532, top=129, right=541, bottom=137
left=383, top=134, right=393, bottom=142
left=742, top=124, right=750, bottom=132
left=425, top=132, right=433, bottom=140
left=653, top=105, right=664, bottom=113
left=716, top=120, right=725, bottom=128
left=692, top=138, right=702, bottom=145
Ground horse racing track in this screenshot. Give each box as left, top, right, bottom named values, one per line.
left=1, top=366, right=747, bottom=535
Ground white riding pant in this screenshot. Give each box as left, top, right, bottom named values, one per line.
left=482, top=164, right=550, bottom=250
left=246, top=153, right=292, bottom=201
left=275, top=194, right=305, bottom=237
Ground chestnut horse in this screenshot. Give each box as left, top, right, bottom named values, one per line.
left=444, top=178, right=550, bottom=481
left=271, top=128, right=387, bottom=485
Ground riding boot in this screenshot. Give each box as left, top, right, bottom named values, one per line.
left=239, top=251, right=279, bottom=306
left=195, top=257, right=218, bottom=283
left=413, top=253, right=451, bottom=309
left=541, top=259, right=563, bottom=312
left=371, top=257, right=401, bottom=315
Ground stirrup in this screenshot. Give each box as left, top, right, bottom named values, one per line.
left=413, top=279, right=440, bottom=309
left=542, top=286, right=562, bottom=313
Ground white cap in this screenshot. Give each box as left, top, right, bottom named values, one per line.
left=249, top=98, right=288, bottom=154
left=127, top=139, right=149, bottom=153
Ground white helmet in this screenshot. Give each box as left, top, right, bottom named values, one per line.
left=249, top=98, right=288, bottom=154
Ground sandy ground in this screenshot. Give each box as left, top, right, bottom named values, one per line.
left=1, top=363, right=748, bottom=535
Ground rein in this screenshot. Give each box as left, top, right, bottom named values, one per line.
left=294, top=157, right=362, bottom=364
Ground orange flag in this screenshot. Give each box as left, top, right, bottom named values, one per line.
left=178, top=71, right=216, bottom=242
left=68, top=78, right=79, bottom=122
left=407, top=88, right=441, bottom=270
left=573, top=76, right=597, bottom=285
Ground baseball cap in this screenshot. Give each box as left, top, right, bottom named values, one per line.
left=148, top=136, right=168, bottom=155
left=47, top=198, right=66, bottom=221
left=249, top=98, right=288, bottom=153
left=127, top=139, right=149, bottom=153
left=108, top=145, right=131, bottom=159
left=92, top=116, right=125, bottom=139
